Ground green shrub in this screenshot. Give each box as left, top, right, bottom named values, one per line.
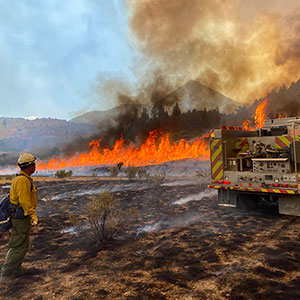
left=125, top=166, right=137, bottom=179
left=55, top=170, right=73, bottom=179
left=109, top=166, right=119, bottom=177
left=71, top=192, right=138, bottom=248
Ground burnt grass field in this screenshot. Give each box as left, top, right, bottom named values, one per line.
left=0, top=177, right=300, bottom=300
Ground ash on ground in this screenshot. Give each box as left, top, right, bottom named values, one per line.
left=0, top=163, right=299, bottom=300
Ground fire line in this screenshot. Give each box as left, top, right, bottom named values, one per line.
left=37, top=130, right=210, bottom=171
left=38, top=99, right=268, bottom=171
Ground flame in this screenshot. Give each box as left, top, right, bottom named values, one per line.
left=37, top=130, right=209, bottom=171
left=254, top=98, right=267, bottom=129
left=37, top=98, right=275, bottom=172
left=278, top=113, right=287, bottom=119
left=242, top=120, right=251, bottom=130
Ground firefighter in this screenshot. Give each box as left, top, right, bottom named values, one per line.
left=0, top=153, right=38, bottom=284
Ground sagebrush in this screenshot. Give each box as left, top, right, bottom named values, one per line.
left=0, top=174, right=15, bottom=180
left=55, top=170, right=73, bottom=179
left=125, top=166, right=137, bottom=179
left=109, top=166, right=119, bottom=177
left=146, top=172, right=166, bottom=184
left=137, top=168, right=148, bottom=179
left=71, top=192, right=138, bottom=247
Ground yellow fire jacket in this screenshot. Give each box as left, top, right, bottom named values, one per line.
left=9, top=171, right=38, bottom=223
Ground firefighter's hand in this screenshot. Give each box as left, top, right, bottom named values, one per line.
left=30, top=215, right=39, bottom=226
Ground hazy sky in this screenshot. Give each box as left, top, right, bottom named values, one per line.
left=0, top=0, right=135, bottom=120
left=0, top=1, right=300, bottom=120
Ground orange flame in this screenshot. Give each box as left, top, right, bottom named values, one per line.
left=242, top=120, right=251, bottom=130
left=37, top=98, right=274, bottom=171
left=37, top=130, right=209, bottom=171
left=254, top=98, right=267, bottom=129
left=278, top=113, right=287, bottom=119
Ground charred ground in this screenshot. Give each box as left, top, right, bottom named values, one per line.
left=0, top=177, right=300, bottom=300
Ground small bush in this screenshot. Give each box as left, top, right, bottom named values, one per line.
left=92, top=172, right=97, bottom=177
left=72, top=192, right=138, bottom=248
left=4, top=174, right=14, bottom=180
left=146, top=172, right=166, bottom=185
left=125, top=166, right=137, bottom=179
left=55, top=170, right=73, bottom=179
left=109, top=166, right=119, bottom=177
left=137, top=168, right=148, bottom=179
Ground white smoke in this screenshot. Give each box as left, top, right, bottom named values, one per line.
left=136, top=213, right=210, bottom=235
left=172, top=189, right=218, bottom=205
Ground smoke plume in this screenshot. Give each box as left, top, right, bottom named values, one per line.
left=127, top=0, right=300, bottom=104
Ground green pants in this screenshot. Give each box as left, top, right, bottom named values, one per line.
left=1, top=217, right=31, bottom=277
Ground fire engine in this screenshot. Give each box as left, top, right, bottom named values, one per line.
left=208, top=117, right=300, bottom=216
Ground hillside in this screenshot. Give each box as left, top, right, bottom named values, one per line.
left=0, top=117, right=95, bottom=152
left=264, top=79, right=300, bottom=117
left=71, top=103, right=142, bottom=126
left=71, top=81, right=241, bottom=125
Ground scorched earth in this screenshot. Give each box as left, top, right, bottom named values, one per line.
left=0, top=166, right=300, bottom=300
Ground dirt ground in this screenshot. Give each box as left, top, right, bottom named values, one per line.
left=0, top=176, right=300, bottom=300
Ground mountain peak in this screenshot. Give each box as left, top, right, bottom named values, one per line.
left=163, top=80, right=240, bottom=113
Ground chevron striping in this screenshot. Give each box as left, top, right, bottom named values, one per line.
left=212, top=145, right=222, bottom=162
left=212, top=162, right=223, bottom=180
left=211, top=151, right=223, bottom=169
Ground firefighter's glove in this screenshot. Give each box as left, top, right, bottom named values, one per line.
left=30, top=214, right=39, bottom=226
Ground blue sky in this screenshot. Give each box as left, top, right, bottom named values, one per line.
left=0, top=0, right=135, bottom=120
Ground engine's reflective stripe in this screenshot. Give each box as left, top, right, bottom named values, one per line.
left=0, top=217, right=10, bottom=224
left=211, top=150, right=222, bottom=169
left=235, top=138, right=248, bottom=156
left=207, top=185, right=221, bottom=189
left=275, top=135, right=293, bottom=149
left=211, top=145, right=222, bottom=162
left=207, top=185, right=297, bottom=194
left=210, top=138, right=223, bottom=180
left=211, top=139, right=222, bottom=150
left=212, top=161, right=223, bottom=180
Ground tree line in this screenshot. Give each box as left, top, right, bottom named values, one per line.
left=114, top=103, right=222, bottom=143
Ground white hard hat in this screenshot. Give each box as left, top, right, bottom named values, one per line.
left=18, top=153, right=36, bottom=167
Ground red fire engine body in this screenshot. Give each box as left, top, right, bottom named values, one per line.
left=208, top=117, right=300, bottom=216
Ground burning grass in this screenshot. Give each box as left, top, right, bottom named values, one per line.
left=37, top=130, right=210, bottom=171
left=36, top=97, right=270, bottom=175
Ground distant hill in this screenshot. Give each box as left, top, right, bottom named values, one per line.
left=72, top=80, right=241, bottom=125
left=71, top=103, right=142, bottom=126
left=0, top=117, right=95, bottom=152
